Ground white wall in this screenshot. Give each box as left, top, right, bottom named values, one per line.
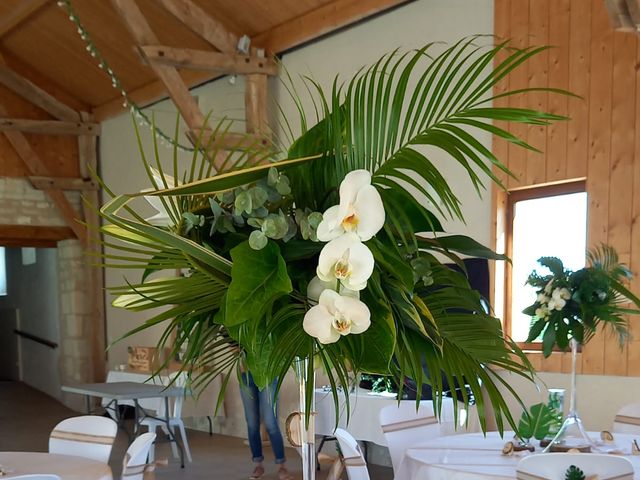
left=100, top=0, right=496, bottom=438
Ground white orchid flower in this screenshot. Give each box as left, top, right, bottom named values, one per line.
left=317, top=170, right=385, bottom=242
left=548, top=298, right=566, bottom=311
left=536, top=293, right=549, bottom=304
left=141, top=168, right=179, bottom=226
left=552, top=287, right=571, bottom=301
left=303, top=289, right=371, bottom=344
left=317, top=233, right=374, bottom=291
left=307, top=276, right=359, bottom=303
left=535, top=304, right=550, bottom=320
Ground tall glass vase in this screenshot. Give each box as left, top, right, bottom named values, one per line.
left=294, top=357, right=316, bottom=480
left=543, top=338, right=595, bottom=452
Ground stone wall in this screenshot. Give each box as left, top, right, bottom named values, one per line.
left=0, top=177, right=80, bottom=226
left=0, top=176, right=100, bottom=410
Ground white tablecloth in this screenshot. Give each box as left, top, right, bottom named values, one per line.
left=103, top=369, right=223, bottom=418
left=0, top=451, right=112, bottom=480
left=396, top=431, right=640, bottom=480
left=315, top=388, right=478, bottom=446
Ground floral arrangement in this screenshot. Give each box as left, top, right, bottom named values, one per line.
left=524, top=246, right=640, bottom=356
left=99, top=39, right=569, bottom=431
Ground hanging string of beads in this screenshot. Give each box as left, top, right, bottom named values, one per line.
left=56, top=0, right=196, bottom=152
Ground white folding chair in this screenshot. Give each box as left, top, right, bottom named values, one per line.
left=48, top=415, right=117, bottom=464
left=613, top=402, right=640, bottom=434
left=141, top=375, right=192, bottom=462
left=379, top=401, right=441, bottom=473
left=121, top=432, right=157, bottom=480
left=10, top=476, right=61, bottom=480
left=334, top=428, right=370, bottom=480
left=517, top=453, right=634, bottom=480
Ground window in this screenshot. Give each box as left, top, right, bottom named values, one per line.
left=0, top=247, right=6, bottom=296
left=504, top=181, right=587, bottom=344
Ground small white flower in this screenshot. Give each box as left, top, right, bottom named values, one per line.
left=552, top=287, right=571, bottom=301
left=317, top=233, right=374, bottom=291
left=548, top=298, right=566, bottom=311
left=316, top=170, right=385, bottom=242
left=307, top=276, right=358, bottom=303
left=303, top=289, right=371, bottom=344
left=537, top=293, right=549, bottom=304
left=535, top=305, right=550, bottom=320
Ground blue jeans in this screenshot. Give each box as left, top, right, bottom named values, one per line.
left=240, top=372, right=286, bottom=464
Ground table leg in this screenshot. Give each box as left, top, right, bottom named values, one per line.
left=164, top=397, right=185, bottom=468
left=133, top=399, right=140, bottom=437
left=85, top=395, right=91, bottom=414
left=207, top=415, right=213, bottom=436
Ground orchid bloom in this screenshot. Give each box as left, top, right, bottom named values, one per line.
left=141, top=168, right=179, bottom=226
left=303, top=289, right=371, bottom=344
left=307, top=276, right=359, bottom=303
left=317, top=233, right=374, bottom=291
left=317, top=170, right=385, bottom=242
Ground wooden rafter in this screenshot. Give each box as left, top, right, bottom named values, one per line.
left=29, top=176, right=98, bottom=191
left=0, top=103, right=87, bottom=243
left=110, top=0, right=206, bottom=133
left=0, top=118, right=100, bottom=135
left=93, top=0, right=411, bottom=121
left=0, top=63, right=80, bottom=121
left=245, top=74, right=268, bottom=135
left=0, top=225, right=75, bottom=248
left=140, top=46, right=278, bottom=76
left=253, top=0, right=410, bottom=52
left=0, top=0, right=50, bottom=40
left=157, top=0, right=238, bottom=53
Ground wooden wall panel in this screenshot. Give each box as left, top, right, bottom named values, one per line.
left=493, top=0, right=640, bottom=376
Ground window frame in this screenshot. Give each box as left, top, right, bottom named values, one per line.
left=503, top=180, right=587, bottom=349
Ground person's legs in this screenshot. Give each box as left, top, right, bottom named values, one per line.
left=240, top=372, right=265, bottom=477
left=259, top=380, right=292, bottom=479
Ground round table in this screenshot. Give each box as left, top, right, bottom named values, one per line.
left=0, top=452, right=113, bottom=480
left=395, top=431, right=640, bottom=480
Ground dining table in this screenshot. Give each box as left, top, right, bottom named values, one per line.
left=62, top=381, right=187, bottom=467
left=396, top=431, right=640, bottom=480
left=0, top=451, right=112, bottom=479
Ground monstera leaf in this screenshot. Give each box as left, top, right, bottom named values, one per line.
left=517, top=402, right=556, bottom=441
left=565, top=465, right=586, bottom=480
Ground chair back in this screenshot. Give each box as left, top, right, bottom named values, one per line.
left=333, top=428, right=370, bottom=480
left=613, top=402, right=640, bottom=434
left=10, top=476, right=62, bottom=480
left=122, top=432, right=157, bottom=480
left=49, top=415, right=117, bottom=463
left=379, top=401, right=440, bottom=473
left=517, top=453, right=634, bottom=480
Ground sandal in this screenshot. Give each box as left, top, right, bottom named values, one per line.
left=277, top=467, right=293, bottom=480
left=249, top=466, right=265, bottom=479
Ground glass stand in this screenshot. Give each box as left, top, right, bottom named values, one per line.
left=294, top=357, right=316, bottom=480
left=543, top=338, right=595, bottom=452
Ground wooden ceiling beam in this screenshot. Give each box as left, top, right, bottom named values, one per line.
left=0, top=0, right=51, bottom=40
left=0, top=103, right=87, bottom=243
left=186, top=129, right=269, bottom=151
left=110, top=0, right=205, bottom=132
left=93, top=0, right=411, bottom=121
left=0, top=63, right=80, bottom=121
left=0, top=118, right=100, bottom=136
left=140, top=45, right=278, bottom=75
left=29, top=176, right=98, bottom=191
left=157, top=0, right=238, bottom=53
left=0, top=225, right=75, bottom=248
left=253, top=0, right=411, bottom=53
